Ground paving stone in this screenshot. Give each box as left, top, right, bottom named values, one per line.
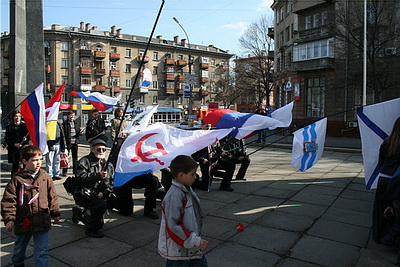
left=199, top=190, right=247, bottom=204
left=278, top=200, right=327, bottom=219
left=50, top=237, right=133, bottom=266
left=298, top=184, right=344, bottom=196
left=339, top=188, right=375, bottom=202
left=206, top=241, right=281, bottom=266
left=231, top=224, right=300, bottom=255
left=331, top=197, right=373, bottom=213
left=102, top=247, right=165, bottom=267
left=356, top=247, right=397, bottom=266
left=290, top=189, right=337, bottom=206
left=321, top=206, right=372, bottom=228
left=290, top=235, right=360, bottom=267
left=202, top=215, right=243, bottom=240
left=254, top=210, right=315, bottom=232
left=268, top=180, right=309, bottom=191
left=198, top=198, right=229, bottom=215
left=253, top=187, right=297, bottom=199
left=277, top=258, right=321, bottom=267
left=307, top=218, right=370, bottom=247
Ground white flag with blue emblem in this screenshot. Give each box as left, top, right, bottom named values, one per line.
left=292, top=118, right=327, bottom=172
left=357, top=97, right=400, bottom=190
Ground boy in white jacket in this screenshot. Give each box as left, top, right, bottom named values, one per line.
left=158, top=155, right=209, bottom=266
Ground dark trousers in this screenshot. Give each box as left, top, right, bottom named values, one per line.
left=62, top=144, right=78, bottom=175
left=113, top=174, right=159, bottom=216
left=232, top=157, right=250, bottom=180
left=10, top=148, right=21, bottom=177
left=74, top=194, right=108, bottom=231
left=195, top=163, right=212, bottom=191
left=108, top=138, right=124, bottom=167
left=213, top=159, right=235, bottom=188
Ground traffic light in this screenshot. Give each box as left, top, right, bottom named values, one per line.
left=130, top=99, right=136, bottom=108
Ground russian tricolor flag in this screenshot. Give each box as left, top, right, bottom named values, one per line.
left=45, top=82, right=65, bottom=140
left=20, top=83, right=49, bottom=154
left=203, top=102, right=294, bottom=139
left=70, top=91, right=121, bottom=111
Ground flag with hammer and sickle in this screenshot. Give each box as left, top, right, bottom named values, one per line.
left=114, top=122, right=233, bottom=187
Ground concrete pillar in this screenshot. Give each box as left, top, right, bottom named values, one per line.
left=7, top=0, right=45, bottom=116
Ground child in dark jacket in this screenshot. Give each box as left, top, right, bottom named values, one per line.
left=1, top=145, right=60, bottom=267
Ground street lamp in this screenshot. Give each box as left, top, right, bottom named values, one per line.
left=173, top=17, right=193, bottom=116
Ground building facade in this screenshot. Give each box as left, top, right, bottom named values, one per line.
left=1, top=21, right=232, bottom=123
left=271, top=0, right=400, bottom=137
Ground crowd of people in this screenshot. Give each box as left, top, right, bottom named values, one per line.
left=1, top=108, right=252, bottom=266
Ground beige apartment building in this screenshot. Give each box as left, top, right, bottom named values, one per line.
left=1, top=21, right=232, bottom=122
left=271, top=0, right=400, bottom=137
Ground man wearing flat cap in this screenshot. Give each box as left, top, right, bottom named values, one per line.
left=73, top=139, right=114, bottom=238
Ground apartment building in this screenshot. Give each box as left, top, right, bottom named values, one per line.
left=271, top=0, right=400, bottom=136
left=1, top=22, right=232, bottom=122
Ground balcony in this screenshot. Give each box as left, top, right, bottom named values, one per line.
left=80, top=84, right=92, bottom=91
left=199, top=63, right=209, bottom=69
left=176, top=75, right=185, bottom=81
left=4, top=68, right=9, bottom=75
left=176, top=89, right=183, bottom=95
left=137, top=56, right=149, bottom=63
left=165, top=58, right=175, bottom=65
left=165, top=88, right=175, bottom=94
left=176, top=60, right=187, bottom=66
left=165, top=73, right=175, bottom=80
left=109, top=52, right=121, bottom=61
left=199, top=77, right=209, bottom=83
left=45, top=65, right=51, bottom=73
left=94, top=51, right=106, bottom=59
left=3, top=51, right=9, bottom=58
left=140, top=87, right=148, bottom=94
left=291, top=58, right=335, bottom=71
left=79, top=49, right=91, bottom=57
left=112, top=86, right=120, bottom=93
left=93, top=85, right=106, bottom=91
left=110, top=69, right=120, bottom=76
left=94, top=68, right=106, bottom=76
left=80, top=67, right=91, bottom=75
left=296, top=25, right=333, bottom=43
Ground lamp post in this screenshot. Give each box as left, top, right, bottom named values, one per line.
left=173, top=17, right=193, bottom=116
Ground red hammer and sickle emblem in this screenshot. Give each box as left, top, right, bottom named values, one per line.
left=131, top=133, right=168, bottom=165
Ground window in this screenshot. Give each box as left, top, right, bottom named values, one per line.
left=111, top=46, right=117, bottom=53
left=45, top=58, right=50, bottom=65
left=178, top=54, right=184, bottom=60
left=152, top=96, right=158, bottom=104
left=95, top=45, right=102, bottom=51
left=61, top=58, right=68, bottom=68
left=61, top=76, right=68, bottom=84
left=153, top=66, right=158, bottom=74
left=61, top=41, right=68, bottom=51
left=177, top=96, right=182, bottom=104
left=109, top=76, right=120, bottom=87
left=125, top=49, right=131, bottom=58
left=280, top=7, right=284, bottom=21
left=126, top=79, right=131, bottom=87
left=210, top=59, right=216, bottom=67
left=321, top=11, right=328, bottom=26
left=293, top=38, right=334, bottom=61
left=153, top=52, right=159, bottom=60
left=167, top=66, right=174, bottom=73
left=81, top=58, right=91, bottom=68
left=44, top=41, right=50, bottom=48
left=286, top=1, right=292, bottom=14
left=286, top=26, right=290, bottom=42
left=110, top=62, right=117, bottom=70
left=81, top=77, right=91, bottom=85
left=139, top=50, right=145, bottom=56
left=306, top=77, right=325, bottom=117
left=305, top=16, right=312, bottom=30
left=153, top=81, right=158, bottom=89
left=139, top=95, right=145, bottom=104
left=313, top=13, right=320, bottom=28
left=95, top=77, right=102, bottom=85
left=125, top=64, right=131, bottom=73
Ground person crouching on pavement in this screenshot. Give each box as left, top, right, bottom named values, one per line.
left=158, top=155, right=209, bottom=266
left=1, top=145, right=60, bottom=267
left=74, top=139, right=114, bottom=238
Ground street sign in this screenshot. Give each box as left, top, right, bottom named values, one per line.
left=184, top=73, right=199, bottom=86
left=184, top=84, right=191, bottom=98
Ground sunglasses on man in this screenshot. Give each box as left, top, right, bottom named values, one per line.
left=96, top=147, right=106, bottom=152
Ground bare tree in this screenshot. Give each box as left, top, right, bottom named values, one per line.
left=214, top=65, right=242, bottom=109
left=335, top=0, right=400, bottom=102
left=236, top=15, right=274, bottom=108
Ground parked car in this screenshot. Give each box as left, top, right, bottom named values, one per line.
left=175, top=121, right=201, bottom=130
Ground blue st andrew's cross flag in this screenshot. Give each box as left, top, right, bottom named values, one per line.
left=292, top=118, right=327, bottom=172
left=357, top=97, right=400, bottom=190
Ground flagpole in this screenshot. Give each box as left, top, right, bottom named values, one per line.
left=362, top=0, right=367, bottom=106
left=105, top=0, right=166, bottom=173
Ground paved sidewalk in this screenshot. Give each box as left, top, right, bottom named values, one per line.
left=0, top=145, right=397, bottom=266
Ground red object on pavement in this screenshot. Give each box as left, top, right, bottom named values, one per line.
left=236, top=223, right=244, bottom=233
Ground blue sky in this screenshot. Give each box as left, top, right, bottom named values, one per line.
left=1, top=0, right=273, bottom=55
